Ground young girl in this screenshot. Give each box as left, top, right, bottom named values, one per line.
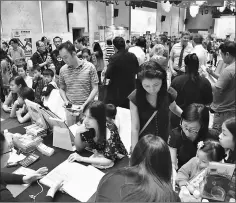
left=67, top=101, right=127, bottom=168
left=176, top=140, right=225, bottom=189
left=17, top=63, right=33, bottom=88
left=81, top=48, right=97, bottom=66
left=10, top=87, right=35, bottom=123
left=2, top=76, right=27, bottom=112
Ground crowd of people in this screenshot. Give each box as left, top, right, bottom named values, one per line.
left=1, top=30, right=235, bottom=202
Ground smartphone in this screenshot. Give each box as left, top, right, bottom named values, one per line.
left=81, top=128, right=96, bottom=140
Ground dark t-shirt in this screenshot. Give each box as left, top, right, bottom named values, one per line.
left=171, top=75, right=213, bottom=109
left=168, top=127, right=198, bottom=169
left=50, top=49, right=65, bottom=75
left=167, top=127, right=215, bottom=169
left=96, top=172, right=180, bottom=202
left=30, top=51, right=47, bottom=71
left=128, top=87, right=177, bottom=142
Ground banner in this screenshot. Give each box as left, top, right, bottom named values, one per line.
left=12, top=29, right=32, bottom=57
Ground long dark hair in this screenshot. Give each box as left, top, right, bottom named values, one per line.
left=13, top=76, right=27, bottom=88
left=136, top=61, right=169, bottom=141
left=83, top=101, right=106, bottom=144
left=0, top=132, right=6, bottom=155
left=110, top=135, right=178, bottom=201
left=224, top=117, right=236, bottom=163
left=184, top=53, right=200, bottom=82
left=181, top=103, right=209, bottom=144
left=93, top=42, right=103, bottom=58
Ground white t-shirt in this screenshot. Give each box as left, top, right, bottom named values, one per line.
left=128, top=46, right=145, bottom=66
left=24, top=76, right=33, bottom=88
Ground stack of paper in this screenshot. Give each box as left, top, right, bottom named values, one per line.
left=25, top=124, right=47, bottom=137
left=40, top=160, right=105, bottom=201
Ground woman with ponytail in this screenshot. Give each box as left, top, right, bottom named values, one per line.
left=170, top=53, right=213, bottom=128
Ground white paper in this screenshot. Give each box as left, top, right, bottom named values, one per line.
left=6, top=167, right=36, bottom=197
left=40, top=160, right=88, bottom=188
left=40, top=160, right=105, bottom=202
left=63, top=165, right=104, bottom=202
left=7, top=149, right=26, bottom=164
left=69, top=124, right=78, bottom=137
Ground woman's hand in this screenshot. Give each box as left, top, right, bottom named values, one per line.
left=67, top=153, right=84, bottom=163
left=76, top=124, right=88, bottom=135
left=206, top=67, right=213, bottom=75
left=22, top=167, right=48, bottom=184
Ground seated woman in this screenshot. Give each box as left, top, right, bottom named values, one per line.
left=219, top=117, right=236, bottom=164
left=67, top=101, right=127, bottom=168
left=10, top=87, right=35, bottom=123
left=219, top=117, right=236, bottom=201
left=17, top=62, right=33, bottom=88
left=0, top=132, right=62, bottom=202
left=168, top=103, right=213, bottom=170
left=95, top=134, right=180, bottom=202
left=2, top=76, right=27, bottom=112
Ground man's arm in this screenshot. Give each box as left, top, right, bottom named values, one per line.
left=81, top=82, right=98, bottom=109
left=169, top=48, right=177, bottom=76
left=59, top=84, right=69, bottom=105
left=211, top=69, right=230, bottom=94
left=59, top=72, right=69, bottom=105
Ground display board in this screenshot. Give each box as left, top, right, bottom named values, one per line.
left=11, top=29, right=32, bottom=57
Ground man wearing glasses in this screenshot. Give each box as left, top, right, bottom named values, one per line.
left=30, top=40, right=51, bottom=72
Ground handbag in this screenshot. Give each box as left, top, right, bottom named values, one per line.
left=98, top=77, right=107, bottom=102
left=139, top=110, right=158, bottom=136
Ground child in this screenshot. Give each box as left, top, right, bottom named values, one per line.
left=17, top=63, right=33, bottom=88
left=10, top=87, right=35, bottom=123
left=32, top=65, right=44, bottom=105
left=176, top=140, right=225, bottom=190
left=105, top=103, right=120, bottom=134
left=41, top=69, right=57, bottom=98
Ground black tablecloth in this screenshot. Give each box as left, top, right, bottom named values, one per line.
left=2, top=125, right=129, bottom=202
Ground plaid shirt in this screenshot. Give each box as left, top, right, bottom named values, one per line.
left=32, top=76, right=44, bottom=105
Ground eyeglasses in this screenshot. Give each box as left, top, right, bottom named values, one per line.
left=1, top=148, right=13, bottom=155
left=180, top=124, right=199, bottom=135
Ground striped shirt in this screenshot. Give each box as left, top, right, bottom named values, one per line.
left=59, top=60, right=99, bottom=105
left=105, top=45, right=115, bottom=62
left=170, top=42, right=193, bottom=72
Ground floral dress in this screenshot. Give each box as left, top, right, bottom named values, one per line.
left=80, top=120, right=127, bottom=161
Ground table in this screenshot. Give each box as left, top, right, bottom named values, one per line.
left=2, top=125, right=129, bottom=202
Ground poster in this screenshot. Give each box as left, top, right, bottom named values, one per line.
left=94, top=32, right=100, bottom=41
left=12, top=29, right=32, bottom=57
